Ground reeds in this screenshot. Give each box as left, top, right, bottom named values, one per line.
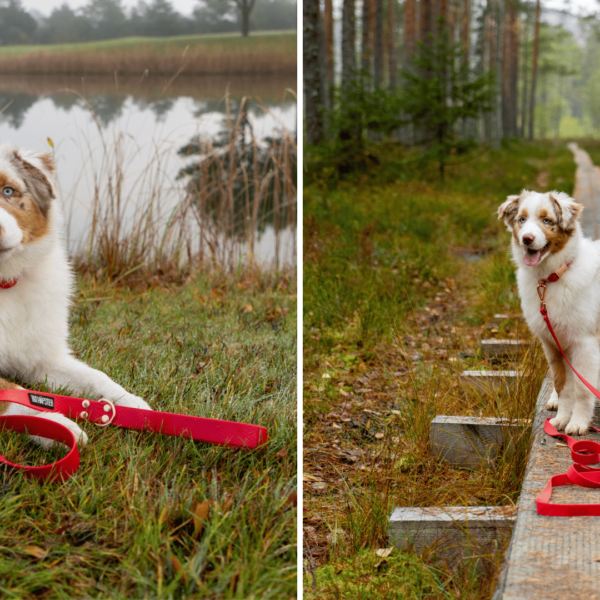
left=66, top=92, right=297, bottom=283
left=0, top=35, right=296, bottom=76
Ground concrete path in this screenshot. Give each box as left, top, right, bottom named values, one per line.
left=568, top=142, right=600, bottom=239
left=495, top=145, right=600, bottom=600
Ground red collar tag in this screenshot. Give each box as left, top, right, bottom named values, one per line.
left=0, top=279, right=17, bottom=289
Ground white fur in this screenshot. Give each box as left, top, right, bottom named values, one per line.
left=500, top=190, right=600, bottom=435
left=0, top=146, right=150, bottom=448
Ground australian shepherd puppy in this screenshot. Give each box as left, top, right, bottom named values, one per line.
left=0, top=145, right=150, bottom=447
left=498, top=189, right=600, bottom=435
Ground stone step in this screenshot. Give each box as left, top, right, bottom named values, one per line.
left=430, top=415, right=528, bottom=467
left=460, top=370, right=520, bottom=394
left=480, top=339, right=529, bottom=360
left=389, top=506, right=515, bottom=569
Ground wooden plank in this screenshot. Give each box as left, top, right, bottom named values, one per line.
left=460, top=370, right=520, bottom=394
left=480, top=339, right=529, bottom=360
left=430, top=416, right=526, bottom=467
left=389, top=506, right=515, bottom=567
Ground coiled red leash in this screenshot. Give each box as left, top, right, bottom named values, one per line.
left=536, top=261, right=600, bottom=515
left=0, top=388, right=268, bottom=482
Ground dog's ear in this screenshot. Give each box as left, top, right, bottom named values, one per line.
left=10, top=150, right=56, bottom=216
left=549, top=191, right=583, bottom=232
left=498, top=194, right=521, bottom=228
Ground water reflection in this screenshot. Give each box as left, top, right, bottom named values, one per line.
left=0, top=74, right=297, bottom=266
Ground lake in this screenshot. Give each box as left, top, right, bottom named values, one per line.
left=0, top=74, right=297, bottom=267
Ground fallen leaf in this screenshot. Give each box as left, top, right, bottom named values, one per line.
left=171, top=556, right=189, bottom=584
left=285, top=492, right=297, bottom=507
left=241, top=303, right=253, bottom=314
left=375, top=432, right=384, bottom=439
left=192, top=500, right=211, bottom=540
left=23, top=545, right=47, bottom=559
left=276, top=447, right=289, bottom=460
left=311, top=482, right=327, bottom=491
left=376, top=548, right=394, bottom=558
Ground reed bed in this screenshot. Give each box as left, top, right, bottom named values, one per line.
left=66, top=92, right=297, bottom=284
left=0, top=33, right=296, bottom=76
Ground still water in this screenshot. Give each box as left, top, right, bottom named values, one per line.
left=0, top=74, right=297, bottom=265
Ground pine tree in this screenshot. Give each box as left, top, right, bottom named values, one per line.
left=402, top=23, right=494, bottom=179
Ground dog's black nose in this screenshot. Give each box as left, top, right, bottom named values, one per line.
left=523, top=234, right=535, bottom=246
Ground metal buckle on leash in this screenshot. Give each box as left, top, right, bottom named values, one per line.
left=79, top=398, right=116, bottom=427
left=537, top=279, right=547, bottom=311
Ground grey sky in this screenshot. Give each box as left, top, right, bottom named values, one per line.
left=21, top=0, right=196, bottom=18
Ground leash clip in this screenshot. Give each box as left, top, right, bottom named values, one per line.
left=95, top=399, right=116, bottom=427
left=537, top=280, right=547, bottom=302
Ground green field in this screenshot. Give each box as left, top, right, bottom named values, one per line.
left=0, top=271, right=297, bottom=598
left=0, top=30, right=297, bottom=56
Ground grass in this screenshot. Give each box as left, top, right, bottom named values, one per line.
left=0, top=270, right=296, bottom=598
left=0, top=31, right=296, bottom=75
left=303, top=139, right=577, bottom=598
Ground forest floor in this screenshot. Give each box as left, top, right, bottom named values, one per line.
left=0, top=31, right=297, bottom=75
left=0, top=269, right=297, bottom=599
left=303, top=139, right=575, bottom=599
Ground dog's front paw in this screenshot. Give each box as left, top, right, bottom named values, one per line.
left=546, top=390, right=559, bottom=411
left=550, top=415, right=571, bottom=431
left=31, top=412, right=88, bottom=449
left=111, top=393, right=151, bottom=411
left=565, top=418, right=590, bottom=436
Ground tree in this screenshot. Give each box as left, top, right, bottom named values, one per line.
left=304, top=0, right=326, bottom=144
left=82, top=0, right=126, bottom=40
left=387, top=0, right=396, bottom=88
left=324, top=0, right=334, bottom=103
left=139, top=0, right=181, bottom=37
left=402, top=24, right=494, bottom=178
left=529, top=0, right=541, bottom=140
left=373, top=0, right=383, bottom=87
left=43, top=4, right=92, bottom=43
left=234, top=0, right=257, bottom=36
left=341, top=0, right=355, bottom=92
left=0, top=0, right=37, bottom=45
left=403, top=0, right=416, bottom=71
left=192, top=0, right=237, bottom=34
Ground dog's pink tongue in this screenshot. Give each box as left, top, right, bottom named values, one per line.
left=524, top=250, right=541, bottom=266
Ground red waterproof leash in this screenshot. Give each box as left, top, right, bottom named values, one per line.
left=0, top=388, right=268, bottom=482
left=536, top=263, right=600, bottom=515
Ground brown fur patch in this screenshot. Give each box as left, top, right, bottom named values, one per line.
left=547, top=345, right=566, bottom=394
left=10, top=151, right=55, bottom=217
left=0, top=379, right=22, bottom=415
left=512, top=207, right=528, bottom=243
left=538, top=207, right=573, bottom=255
left=498, top=195, right=520, bottom=227
left=0, top=174, right=48, bottom=243
left=38, top=153, right=55, bottom=173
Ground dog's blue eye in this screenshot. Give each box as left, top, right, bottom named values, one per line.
left=543, top=218, right=551, bottom=224
left=520, top=216, right=526, bottom=223
left=3, top=187, right=13, bottom=197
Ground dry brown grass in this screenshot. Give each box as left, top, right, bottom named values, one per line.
left=68, top=93, right=296, bottom=284
left=0, top=34, right=296, bottom=76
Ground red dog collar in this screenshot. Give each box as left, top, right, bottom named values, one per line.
left=0, top=389, right=268, bottom=482
left=0, top=279, right=18, bottom=289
